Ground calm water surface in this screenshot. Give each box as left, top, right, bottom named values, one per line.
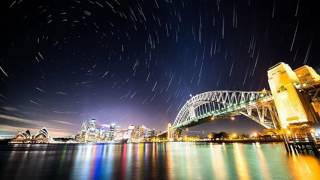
left=0, top=142, right=320, bottom=180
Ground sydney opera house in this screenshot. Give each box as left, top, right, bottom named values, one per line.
left=10, top=128, right=50, bottom=143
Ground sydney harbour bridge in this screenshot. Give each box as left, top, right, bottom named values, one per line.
left=161, top=62, right=320, bottom=140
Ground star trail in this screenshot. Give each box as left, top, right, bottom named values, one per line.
left=1, top=0, right=319, bottom=136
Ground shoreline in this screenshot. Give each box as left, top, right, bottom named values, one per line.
left=0, top=139, right=284, bottom=145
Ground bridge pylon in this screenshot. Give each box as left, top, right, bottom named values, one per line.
left=268, top=62, right=319, bottom=129
left=167, top=123, right=182, bottom=141
left=167, top=123, right=174, bottom=141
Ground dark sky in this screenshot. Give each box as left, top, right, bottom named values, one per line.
left=1, top=0, right=319, bottom=136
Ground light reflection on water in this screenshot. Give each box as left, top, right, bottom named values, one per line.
left=1, top=143, right=320, bottom=180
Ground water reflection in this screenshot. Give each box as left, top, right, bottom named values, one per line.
left=210, top=143, right=228, bottom=179
left=254, top=143, right=271, bottom=180
left=1, top=143, right=320, bottom=180
left=289, top=155, right=320, bottom=180
left=233, top=143, right=250, bottom=180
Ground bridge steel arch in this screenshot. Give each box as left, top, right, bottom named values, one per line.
left=172, top=90, right=279, bottom=131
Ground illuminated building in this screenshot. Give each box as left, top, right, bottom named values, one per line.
left=78, top=119, right=99, bottom=142
left=127, top=125, right=158, bottom=142
left=101, top=123, right=121, bottom=141
left=106, top=123, right=116, bottom=140
left=76, top=120, right=159, bottom=143
left=124, top=125, right=135, bottom=139
left=99, top=128, right=107, bottom=140
left=131, top=125, right=146, bottom=142
left=11, top=130, right=32, bottom=143
left=86, top=119, right=99, bottom=142
left=145, top=129, right=156, bottom=138
left=11, top=128, right=50, bottom=143
left=76, top=120, right=124, bottom=142
left=34, top=128, right=49, bottom=143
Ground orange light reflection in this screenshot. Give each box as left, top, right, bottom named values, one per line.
left=288, top=156, right=320, bottom=180
left=233, top=143, right=250, bottom=180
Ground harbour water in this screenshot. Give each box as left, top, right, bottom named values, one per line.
left=0, top=143, right=320, bottom=180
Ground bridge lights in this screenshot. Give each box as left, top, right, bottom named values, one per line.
left=210, top=116, right=215, bottom=121
left=230, top=116, right=235, bottom=121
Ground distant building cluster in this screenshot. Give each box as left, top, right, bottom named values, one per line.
left=11, top=128, right=50, bottom=143
left=75, top=119, right=160, bottom=143
left=129, top=125, right=160, bottom=143
left=8, top=119, right=161, bottom=144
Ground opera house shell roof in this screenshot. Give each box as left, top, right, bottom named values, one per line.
left=11, top=128, right=50, bottom=143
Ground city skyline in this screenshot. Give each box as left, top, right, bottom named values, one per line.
left=1, top=0, right=319, bottom=136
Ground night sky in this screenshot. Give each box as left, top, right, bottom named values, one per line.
left=1, top=0, right=319, bottom=136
